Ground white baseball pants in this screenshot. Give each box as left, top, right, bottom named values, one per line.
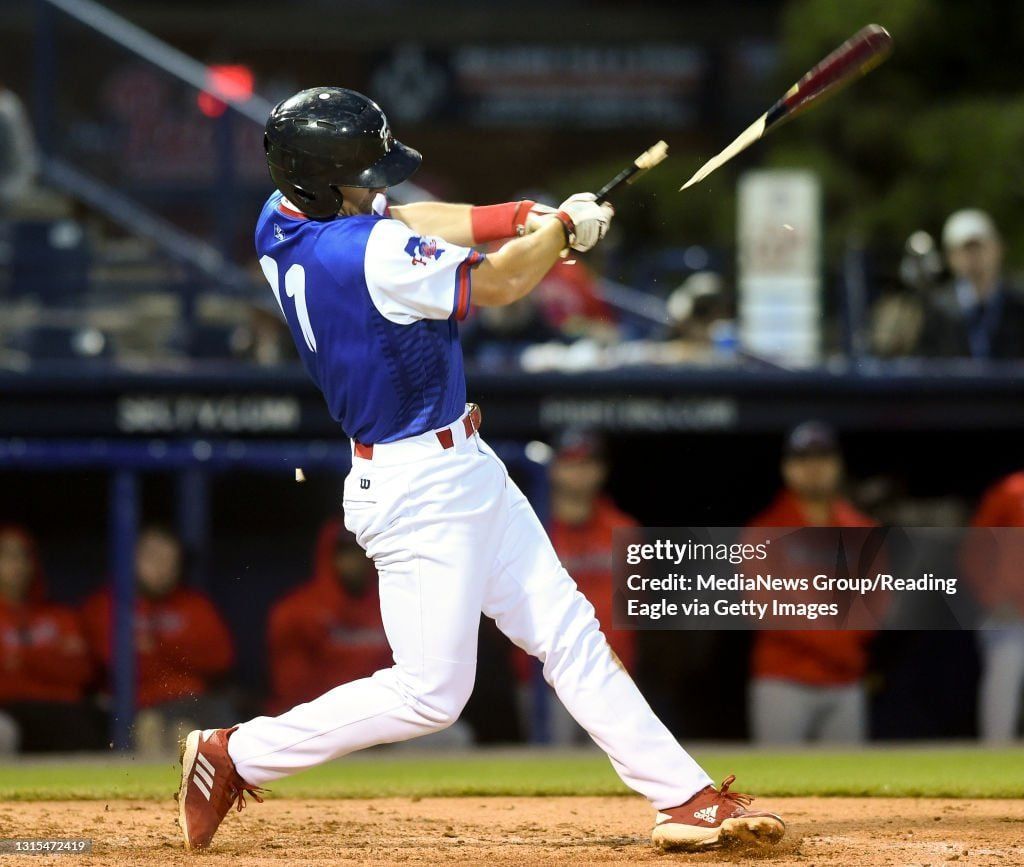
left=229, top=410, right=711, bottom=809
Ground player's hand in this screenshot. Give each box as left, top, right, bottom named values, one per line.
left=524, top=203, right=557, bottom=235
left=557, top=192, right=614, bottom=252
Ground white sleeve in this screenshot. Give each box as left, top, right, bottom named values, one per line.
left=363, top=219, right=484, bottom=325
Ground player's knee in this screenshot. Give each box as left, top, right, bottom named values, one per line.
left=410, top=666, right=475, bottom=730
left=533, top=593, right=605, bottom=673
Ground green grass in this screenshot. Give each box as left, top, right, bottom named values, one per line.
left=0, top=747, right=1021, bottom=802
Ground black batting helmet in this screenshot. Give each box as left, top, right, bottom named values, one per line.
left=264, top=87, right=422, bottom=220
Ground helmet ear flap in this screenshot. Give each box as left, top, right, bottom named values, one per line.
left=284, top=183, right=344, bottom=219
left=291, top=184, right=315, bottom=205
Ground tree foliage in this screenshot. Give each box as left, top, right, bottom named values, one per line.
left=769, top=0, right=1024, bottom=262
left=559, top=0, right=1024, bottom=268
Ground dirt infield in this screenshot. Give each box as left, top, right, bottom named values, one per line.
left=0, top=797, right=1021, bottom=866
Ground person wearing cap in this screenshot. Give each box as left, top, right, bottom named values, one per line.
left=914, top=209, right=1024, bottom=359
left=513, top=431, right=638, bottom=744
left=745, top=422, right=877, bottom=744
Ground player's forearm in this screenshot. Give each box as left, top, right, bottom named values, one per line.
left=390, top=200, right=537, bottom=247
left=388, top=203, right=474, bottom=245
left=472, top=219, right=566, bottom=307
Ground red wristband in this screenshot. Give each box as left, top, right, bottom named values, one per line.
left=470, top=200, right=536, bottom=243
left=553, top=210, right=576, bottom=248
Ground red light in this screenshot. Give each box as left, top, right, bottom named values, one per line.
left=198, top=64, right=255, bottom=118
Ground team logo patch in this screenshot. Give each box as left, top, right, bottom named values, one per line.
left=405, top=236, right=444, bottom=266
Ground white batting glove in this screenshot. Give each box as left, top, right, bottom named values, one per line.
left=557, top=192, right=614, bottom=252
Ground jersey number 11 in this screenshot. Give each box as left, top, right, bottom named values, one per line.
left=259, top=255, right=317, bottom=353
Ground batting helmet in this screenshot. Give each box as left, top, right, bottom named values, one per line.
left=264, top=87, right=422, bottom=220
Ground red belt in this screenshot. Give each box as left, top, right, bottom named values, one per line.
left=354, top=404, right=482, bottom=461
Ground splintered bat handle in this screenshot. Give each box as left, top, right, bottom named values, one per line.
left=595, top=167, right=638, bottom=204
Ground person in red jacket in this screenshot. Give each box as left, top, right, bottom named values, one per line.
left=83, top=525, right=235, bottom=754
left=515, top=431, right=638, bottom=743
left=267, top=519, right=392, bottom=714
left=746, top=422, right=876, bottom=744
left=969, top=472, right=1024, bottom=741
left=0, top=524, right=99, bottom=752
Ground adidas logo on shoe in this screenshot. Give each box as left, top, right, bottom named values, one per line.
left=693, top=804, right=719, bottom=824
left=192, top=751, right=217, bottom=801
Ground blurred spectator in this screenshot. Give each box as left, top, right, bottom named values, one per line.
left=746, top=422, right=876, bottom=744
left=914, top=210, right=1024, bottom=359
left=515, top=431, right=637, bottom=743
left=243, top=303, right=296, bottom=366
left=533, top=259, right=618, bottom=343
left=870, top=230, right=942, bottom=357
left=0, top=525, right=99, bottom=752
left=0, top=83, right=38, bottom=214
left=460, top=293, right=564, bottom=367
left=266, top=518, right=391, bottom=713
left=83, top=526, right=235, bottom=754
left=661, top=271, right=736, bottom=361
left=970, top=472, right=1024, bottom=741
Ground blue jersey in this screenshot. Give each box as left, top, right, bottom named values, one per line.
left=255, top=192, right=484, bottom=444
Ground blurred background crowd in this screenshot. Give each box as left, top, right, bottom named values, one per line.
left=2, top=0, right=1024, bottom=754
left=4, top=422, right=1024, bottom=754
left=2, top=0, right=1024, bottom=369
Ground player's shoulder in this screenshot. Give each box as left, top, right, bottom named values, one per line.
left=272, top=579, right=318, bottom=610
left=989, top=471, right=1024, bottom=498
left=595, top=496, right=639, bottom=531
left=310, top=213, right=392, bottom=274
left=363, top=216, right=458, bottom=268
left=255, top=191, right=284, bottom=230
left=833, top=499, right=877, bottom=528
left=358, top=213, right=419, bottom=250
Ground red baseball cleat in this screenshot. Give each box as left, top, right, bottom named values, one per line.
left=651, top=774, right=785, bottom=850
left=176, top=727, right=265, bottom=850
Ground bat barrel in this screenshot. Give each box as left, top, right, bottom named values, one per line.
left=772, top=24, right=893, bottom=127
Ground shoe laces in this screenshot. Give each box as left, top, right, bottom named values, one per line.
left=718, top=774, right=753, bottom=808
left=233, top=779, right=267, bottom=812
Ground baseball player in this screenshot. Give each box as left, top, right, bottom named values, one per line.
left=176, top=87, right=785, bottom=852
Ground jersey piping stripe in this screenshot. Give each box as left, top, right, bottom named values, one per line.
left=278, top=201, right=309, bottom=220
left=454, top=251, right=484, bottom=321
